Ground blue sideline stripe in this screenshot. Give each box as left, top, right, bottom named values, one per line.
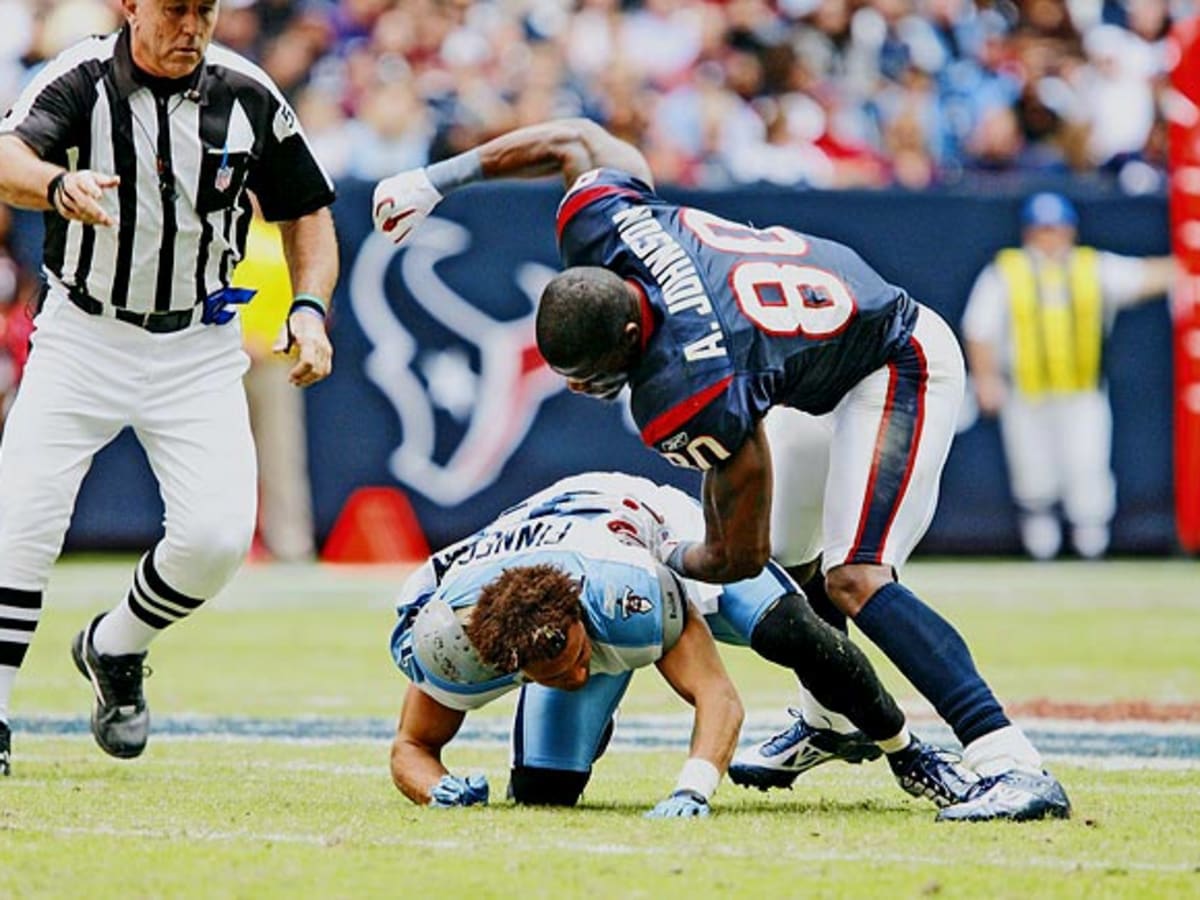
left=9, top=716, right=1200, bottom=760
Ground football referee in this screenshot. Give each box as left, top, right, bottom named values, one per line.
left=0, top=0, right=337, bottom=775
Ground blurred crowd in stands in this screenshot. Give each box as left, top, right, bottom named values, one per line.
left=0, top=0, right=1192, bottom=194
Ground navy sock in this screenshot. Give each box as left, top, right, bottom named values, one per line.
left=853, top=582, right=1009, bottom=746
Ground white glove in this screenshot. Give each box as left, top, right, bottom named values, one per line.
left=372, top=169, right=443, bottom=247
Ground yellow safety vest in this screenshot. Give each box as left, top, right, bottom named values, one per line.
left=995, top=247, right=1103, bottom=397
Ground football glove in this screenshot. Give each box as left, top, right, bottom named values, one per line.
left=429, top=773, right=490, bottom=809
left=645, top=789, right=710, bottom=819
left=372, top=169, right=443, bottom=247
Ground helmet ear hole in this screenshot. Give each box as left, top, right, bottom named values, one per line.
left=411, top=598, right=502, bottom=683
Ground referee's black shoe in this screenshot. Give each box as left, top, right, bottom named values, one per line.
left=0, top=720, right=11, bottom=775
left=71, top=615, right=151, bottom=759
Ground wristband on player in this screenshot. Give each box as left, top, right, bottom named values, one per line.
left=46, top=171, right=67, bottom=212
left=425, top=149, right=483, bottom=195
left=674, top=757, right=720, bottom=802
left=664, top=541, right=696, bottom=576
left=289, top=293, right=327, bottom=321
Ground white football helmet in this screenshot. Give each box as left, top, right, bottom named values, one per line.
left=410, top=598, right=502, bottom=684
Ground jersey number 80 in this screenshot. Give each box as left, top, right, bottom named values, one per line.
left=661, top=434, right=731, bottom=471
left=682, top=209, right=857, bottom=338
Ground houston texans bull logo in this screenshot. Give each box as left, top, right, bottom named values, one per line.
left=349, top=218, right=563, bottom=505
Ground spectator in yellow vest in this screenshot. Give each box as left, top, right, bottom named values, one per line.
left=962, top=192, right=1174, bottom=560
left=233, top=211, right=318, bottom=562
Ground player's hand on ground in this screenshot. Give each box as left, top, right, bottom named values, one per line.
left=53, top=170, right=119, bottom=227
left=276, top=310, right=333, bottom=387
left=645, top=789, right=710, bottom=819
left=372, top=169, right=442, bottom=247
left=428, top=773, right=490, bottom=808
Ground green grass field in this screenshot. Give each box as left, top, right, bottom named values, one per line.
left=3, top=557, right=1199, bottom=898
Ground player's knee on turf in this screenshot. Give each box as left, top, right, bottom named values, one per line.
left=508, top=765, right=591, bottom=806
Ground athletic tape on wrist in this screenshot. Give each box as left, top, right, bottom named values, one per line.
left=425, top=149, right=483, bottom=195
left=674, top=757, right=720, bottom=801
left=664, top=541, right=694, bottom=575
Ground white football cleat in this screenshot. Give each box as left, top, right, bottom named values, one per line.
left=729, top=709, right=882, bottom=791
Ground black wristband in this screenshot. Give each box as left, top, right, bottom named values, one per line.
left=46, top=171, right=67, bottom=211
left=670, top=788, right=709, bottom=804
left=289, top=296, right=327, bottom=320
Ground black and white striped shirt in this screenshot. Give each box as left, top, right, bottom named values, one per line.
left=0, top=27, right=335, bottom=316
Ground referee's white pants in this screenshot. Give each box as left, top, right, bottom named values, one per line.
left=0, top=290, right=257, bottom=597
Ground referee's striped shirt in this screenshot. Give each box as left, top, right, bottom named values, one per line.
left=0, top=27, right=335, bottom=318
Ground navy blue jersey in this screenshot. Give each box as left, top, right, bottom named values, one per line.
left=556, top=169, right=918, bottom=470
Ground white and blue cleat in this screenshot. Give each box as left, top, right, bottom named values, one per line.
left=935, top=769, right=1071, bottom=822
left=729, top=709, right=883, bottom=790
left=887, top=738, right=980, bottom=808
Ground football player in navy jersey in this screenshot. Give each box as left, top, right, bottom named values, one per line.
left=372, top=119, right=1070, bottom=823
left=389, top=472, right=975, bottom=817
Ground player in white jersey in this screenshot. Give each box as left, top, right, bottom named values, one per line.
left=389, top=473, right=978, bottom=817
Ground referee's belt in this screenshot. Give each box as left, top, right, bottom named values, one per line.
left=68, top=290, right=196, bottom=334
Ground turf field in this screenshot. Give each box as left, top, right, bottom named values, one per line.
left=3, top=557, right=1199, bottom=898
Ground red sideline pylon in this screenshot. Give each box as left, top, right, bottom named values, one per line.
left=321, top=486, right=430, bottom=563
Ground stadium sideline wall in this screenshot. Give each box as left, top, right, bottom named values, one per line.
left=9, top=180, right=1173, bottom=555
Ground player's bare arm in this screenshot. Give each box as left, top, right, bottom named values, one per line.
left=474, top=118, right=654, bottom=188
left=655, top=604, right=743, bottom=774
left=372, top=118, right=652, bottom=246
left=277, top=206, right=337, bottom=387
left=0, top=134, right=118, bottom=227
left=671, top=422, right=774, bottom=583
left=647, top=602, right=743, bottom=816
left=390, top=684, right=466, bottom=805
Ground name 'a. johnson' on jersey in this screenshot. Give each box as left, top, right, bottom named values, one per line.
left=555, top=168, right=919, bottom=470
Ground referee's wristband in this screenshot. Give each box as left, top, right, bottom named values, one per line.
left=289, top=293, right=327, bottom=321
left=46, top=171, right=67, bottom=211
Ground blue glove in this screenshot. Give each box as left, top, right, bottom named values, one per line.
left=645, top=789, right=710, bottom=819
left=429, top=773, right=489, bottom=808
left=201, top=286, right=256, bottom=325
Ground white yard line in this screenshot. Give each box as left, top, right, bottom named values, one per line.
left=12, top=714, right=1200, bottom=768
left=3, top=823, right=1196, bottom=874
